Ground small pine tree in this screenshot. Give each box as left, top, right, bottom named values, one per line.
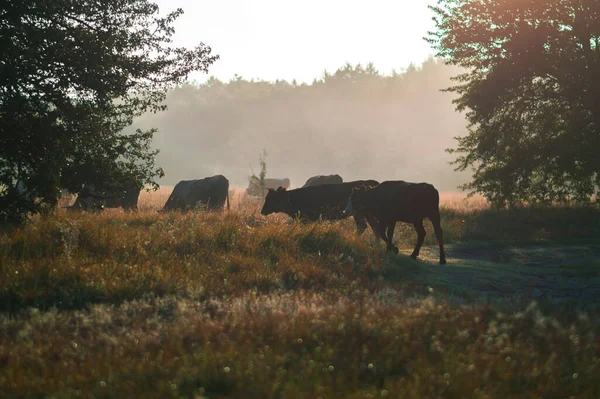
left=258, top=149, right=267, bottom=197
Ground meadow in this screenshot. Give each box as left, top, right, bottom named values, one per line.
left=1, top=188, right=599, bottom=398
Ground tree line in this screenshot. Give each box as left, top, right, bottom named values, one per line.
left=128, top=59, right=470, bottom=190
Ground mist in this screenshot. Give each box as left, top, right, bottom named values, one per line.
left=129, top=58, right=471, bottom=191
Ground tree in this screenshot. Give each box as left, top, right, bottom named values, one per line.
left=427, top=0, right=600, bottom=205
left=0, top=0, right=218, bottom=223
left=248, top=149, right=268, bottom=198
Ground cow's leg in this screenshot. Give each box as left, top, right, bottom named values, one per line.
left=430, top=212, right=447, bottom=265
left=364, top=214, right=382, bottom=240
left=375, top=221, right=390, bottom=249
left=410, top=219, right=426, bottom=259
left=385, top=221, right=398, bottom=254
left=354, top=214, right=368, bottom=235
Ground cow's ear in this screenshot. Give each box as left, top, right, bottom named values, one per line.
left=276, top=186, right=286, bottom=192
left=267, top=188, right=275, bottom=193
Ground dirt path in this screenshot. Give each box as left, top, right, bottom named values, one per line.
left=383, top=241, right=600, bottom=305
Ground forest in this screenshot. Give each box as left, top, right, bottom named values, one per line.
left=129, top=59, right=470, bottom=190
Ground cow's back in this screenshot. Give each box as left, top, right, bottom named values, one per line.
left=287, top=180, right=379, bottom=220
left=303, top=174, right=343, bottom=187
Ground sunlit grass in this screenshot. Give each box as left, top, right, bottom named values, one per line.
left=1, top=191, right=599, bottom=398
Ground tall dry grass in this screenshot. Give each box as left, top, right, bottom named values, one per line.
left=1, top=190, right=599, bottom=398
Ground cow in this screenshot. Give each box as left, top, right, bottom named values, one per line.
left=302, top=174, right=343, bottom=187
left=246, top=177, right=291, bottom=197
left=67, top=182, right=141, bottom=212
left=344, top=181, right=446, bottom=264
left=260, top=180, right=381, bottom=236
left=160, top=175, right=230, bottom=212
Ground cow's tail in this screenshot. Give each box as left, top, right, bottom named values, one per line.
left=226, top=190, right=230, bottom=212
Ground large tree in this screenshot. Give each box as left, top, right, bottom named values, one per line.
left=0, top=0, right=218, bottom=223
left=427, top=0, right=600, bottom=205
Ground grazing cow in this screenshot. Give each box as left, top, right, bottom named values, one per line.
left=67, top=181, right=141, bottom=212
left=261, top=180, right=380, bottom=236
left=302, top=174, right=343, bottom=187
left=246, top=177, right=291, bottom=196
left=344, top=181, right=446, bottom=264
left=160, top=175, right=230, bottom=212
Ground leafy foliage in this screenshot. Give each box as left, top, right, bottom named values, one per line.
left=0, top=0, right=218, bottom=223
left=427, top=0, right=600, bottom=205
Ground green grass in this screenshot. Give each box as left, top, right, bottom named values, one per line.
left=1, top=204, right=600, bottom=398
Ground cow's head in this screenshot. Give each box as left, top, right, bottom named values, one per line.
left=344, top=185, right=370, bottom=216
left=261, top=187, right=289, bottom=216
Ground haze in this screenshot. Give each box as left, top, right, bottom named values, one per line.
left=134, top=0, right=471, bottom=191
left=154, top=0, right=438, bottom=84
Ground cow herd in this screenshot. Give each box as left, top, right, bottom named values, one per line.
left=65, top=173, right=447, bottom=264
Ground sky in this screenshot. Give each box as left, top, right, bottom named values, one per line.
left=154, top=0, right=438, bottom=84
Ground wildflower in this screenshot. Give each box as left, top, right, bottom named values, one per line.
left=223, top=367, right=231, bottom=373
left=368, top=363, right=374, bottom=370
left=328, top=365, right=335, bottom=371
left=573, top=373, right=578, bottom=379
left=381, top=389, right=389, bottom=396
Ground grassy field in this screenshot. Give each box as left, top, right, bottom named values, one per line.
left=1, top=189, right=599, bottom=398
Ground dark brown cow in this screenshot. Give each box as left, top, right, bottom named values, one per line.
left=160, top=175, right=230, bottom=212
left=261, top=180, right=380, bottom=236
left=344, top=181, right=446, bottom=264
left=67, top=182, right=141, bottom=212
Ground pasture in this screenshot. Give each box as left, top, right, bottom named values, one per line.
left=1, top=188, right=599, bottom=398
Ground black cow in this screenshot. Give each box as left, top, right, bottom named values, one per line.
left=261, top=180, right=380, bottom=235
left=246, top=177, right=291, bottom=196
left=161, top=175, right=230, bottom=212
left=67, top=182, right=141, bottom=212
left=302, top=174, right=343, bottom=187
left=344, top=181, right=446, bottom=264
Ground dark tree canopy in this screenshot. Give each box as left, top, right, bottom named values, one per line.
left=427, top=0, right=600, bottom=205
left=0, top=0, right=218, bottom=223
